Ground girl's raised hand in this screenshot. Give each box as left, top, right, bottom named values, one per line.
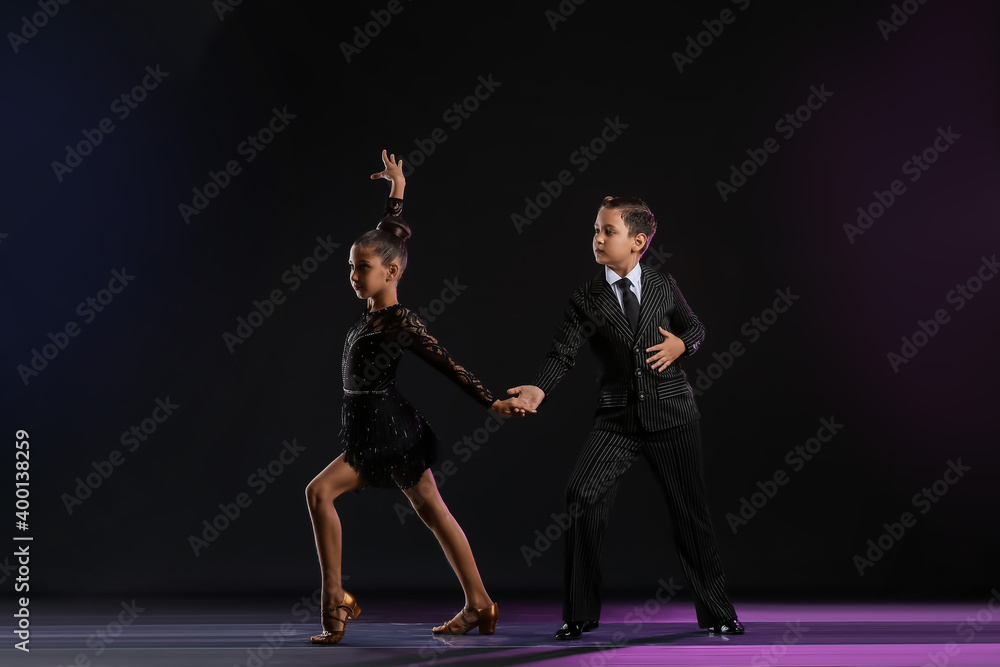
left=370, top=149, right=405, bottom=183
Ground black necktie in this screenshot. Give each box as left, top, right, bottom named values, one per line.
left=616, top=277, right=639, bottom=334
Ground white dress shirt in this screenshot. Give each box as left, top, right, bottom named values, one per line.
left=606, top=263, right=642, bottom=313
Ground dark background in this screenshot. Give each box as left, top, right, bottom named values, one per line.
left=2, top=0, right=997, bottom=601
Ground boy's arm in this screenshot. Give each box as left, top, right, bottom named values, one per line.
left=667, top=272, right=705, bottom=359
left=524, top=296, right=588, bottom=407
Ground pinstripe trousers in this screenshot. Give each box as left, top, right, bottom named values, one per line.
left=562, top=415, right=737, bottom=627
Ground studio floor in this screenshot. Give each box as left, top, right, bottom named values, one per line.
left=4, top=595, right=1000, bottom=666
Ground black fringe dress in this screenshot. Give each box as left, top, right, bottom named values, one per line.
left=338, top=199, right=496, bottom=490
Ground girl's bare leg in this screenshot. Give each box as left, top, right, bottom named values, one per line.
left=401, top=469, right=493, bottom=611
left=305, top=454, right=365, bottom=633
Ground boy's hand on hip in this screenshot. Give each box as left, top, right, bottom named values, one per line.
left=645, top=326, right=686, bottom=371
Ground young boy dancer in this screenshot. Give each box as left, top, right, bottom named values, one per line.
left=508, top=196, right=744, bottom=639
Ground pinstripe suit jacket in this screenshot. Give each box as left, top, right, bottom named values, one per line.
left=531, top=262, right=705, bottom=432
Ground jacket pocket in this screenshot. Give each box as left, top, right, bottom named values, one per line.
left=656, top=377, right=690, bottom=400
left=596, top=387, right=629, bottom=408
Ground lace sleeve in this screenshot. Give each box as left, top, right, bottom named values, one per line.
left=384, top=197, right=403, bottom=217
left=399, top=309, right=496, bottom=408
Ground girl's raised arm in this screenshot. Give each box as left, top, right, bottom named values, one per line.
left=370, top=149, right=405, bottom=200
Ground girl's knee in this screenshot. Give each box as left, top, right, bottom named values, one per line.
left=305, top=480, right=322, bottom=504
left=306, top=479, right=340, bottom=506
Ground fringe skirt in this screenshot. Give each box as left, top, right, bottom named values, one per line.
left=339, top=385, right=438, bottom=490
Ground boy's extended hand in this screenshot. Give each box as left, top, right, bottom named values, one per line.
left=645, top=326, right=686, bottom=371
left=504, top=385, right=544, bottom=416
left=491, top=396, right=537, bottom=418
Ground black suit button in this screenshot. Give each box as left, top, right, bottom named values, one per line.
left=633, top=347, right=640, bottom=353
left=638, top=392, right=646, bottom=401
left=634, top=368, right=642, bottom=376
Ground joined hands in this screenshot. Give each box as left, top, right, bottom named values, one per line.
left=490, top=385, right=544, bottom=418
left=493, top=327, right=680, bottom=418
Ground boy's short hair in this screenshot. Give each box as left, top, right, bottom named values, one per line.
left=600, top=196, right=656, bottom=257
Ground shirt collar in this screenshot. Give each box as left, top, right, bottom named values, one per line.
left=605, top=262, right=642, bottom=290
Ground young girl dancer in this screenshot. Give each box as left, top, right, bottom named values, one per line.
left=305, top=150, right=530, bottom=645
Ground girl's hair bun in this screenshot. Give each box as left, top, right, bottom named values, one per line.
left=377, top=215, right=411, bottom=243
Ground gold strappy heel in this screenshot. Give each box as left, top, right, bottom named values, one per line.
left=310, top=590, right=361, bottom=645
left=432, top=602, right=499, bottom=635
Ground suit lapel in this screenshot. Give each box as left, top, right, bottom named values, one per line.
left=636, top=264, right=665, bottom=342
left=591, top=263, right=666, bottom=344
left=590, top=271, right=634, bottom=342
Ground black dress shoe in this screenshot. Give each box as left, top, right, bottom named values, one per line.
left=710, top=618, right=745, bottom=635
left=555, top=620, right=599, bottom=639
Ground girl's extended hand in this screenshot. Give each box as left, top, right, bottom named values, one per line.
left=504, top=385, right=544, bottom=416
left=370, top=149, right=405, bottom=185
left=491, top=397, right=537, bottom=418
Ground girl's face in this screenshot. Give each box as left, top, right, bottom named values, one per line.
left=349, top=244, right=397, bottom=298
left=593, top=208, right=644, bottom=266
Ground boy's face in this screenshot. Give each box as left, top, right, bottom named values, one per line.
left=593, top=207, right=644, bottom=267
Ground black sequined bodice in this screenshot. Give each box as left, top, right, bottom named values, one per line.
left=341, top=304, right=495, bottom=409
